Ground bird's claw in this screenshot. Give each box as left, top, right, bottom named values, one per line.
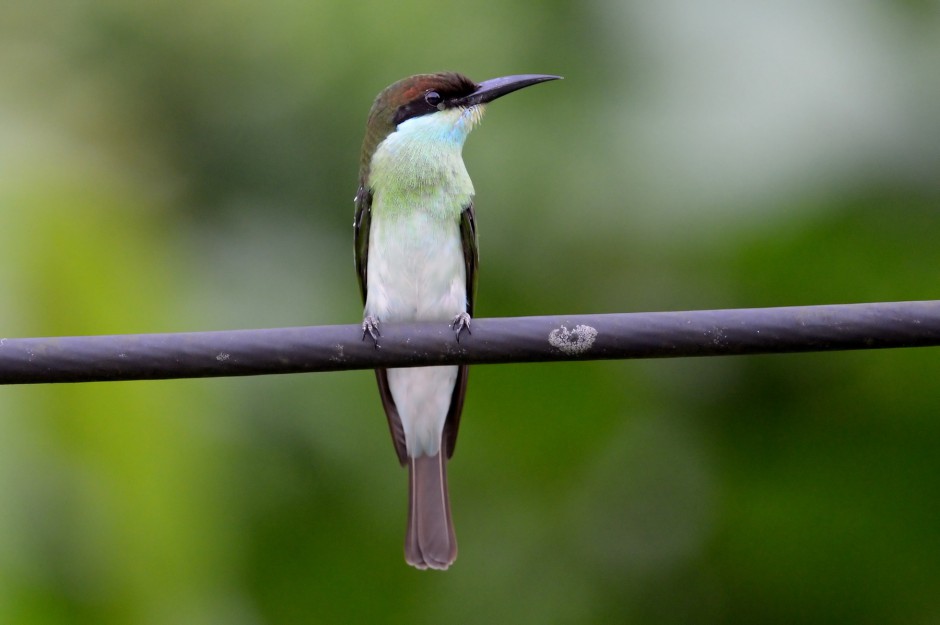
left=362, top=316, right=381, bottom=349
left=451, top=312, right=472, bottom=343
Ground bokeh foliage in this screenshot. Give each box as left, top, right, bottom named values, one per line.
left=2, top=0, right=939, bottom=623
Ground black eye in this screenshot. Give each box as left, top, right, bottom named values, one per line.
left=424, top=91, right=442, bottom=107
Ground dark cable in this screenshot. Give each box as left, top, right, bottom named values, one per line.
left=1, top=300, right=938, bottom=385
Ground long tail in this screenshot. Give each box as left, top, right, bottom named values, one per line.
left=405, top=453, right=457, bottom=570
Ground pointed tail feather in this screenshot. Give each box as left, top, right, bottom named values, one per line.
left=405, top=453, right=457, bottom=570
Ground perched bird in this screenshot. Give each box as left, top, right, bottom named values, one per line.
left=354, top=72, right=561, bottom=569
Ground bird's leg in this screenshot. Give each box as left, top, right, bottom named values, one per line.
left=362, top=315, right=381, bottom=348
left=451, top=312, right=472, bottom=343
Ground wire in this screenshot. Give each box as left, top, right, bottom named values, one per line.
left=1, top=300, right=938, bottom=385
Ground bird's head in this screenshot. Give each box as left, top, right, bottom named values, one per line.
left=358, top=72, right=561, bottom=185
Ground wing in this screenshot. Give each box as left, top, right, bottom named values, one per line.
left=353, top=185, right=372, bottom=304
left=355, top=184, right=409, bottom=465
left=443, top=202, right=479, bottom=459
left=459, top=202, right=479, bottom=316
left=375, top=369, right=407, bottom=465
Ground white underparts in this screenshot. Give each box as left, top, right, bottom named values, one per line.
left=364, top=105, right=480, bottom=456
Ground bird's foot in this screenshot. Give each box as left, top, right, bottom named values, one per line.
left=362, top=315, right=381, bottom=348
left=451, top=312, right=472, bottom=343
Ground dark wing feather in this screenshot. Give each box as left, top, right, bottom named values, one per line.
left=459, top=202, right=479, bottom=315
left=443, top=202, right=479, bottom=459
left=353, top=185, right=372, bottom=303
left=376, top=369, right=408, bottom=465
left=355, top=185, right=408, bottom=465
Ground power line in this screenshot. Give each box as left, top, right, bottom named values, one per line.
left=1, top=300, right=938, bottom=385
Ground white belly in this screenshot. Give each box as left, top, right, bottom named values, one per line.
left=365, top=211, right=467, bottom=323
left=364, top=211, right=467, bottom=456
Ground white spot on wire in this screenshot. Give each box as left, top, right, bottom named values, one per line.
left=330, top=344, right=346, bottom=362
left=549, top=324, right=598, bottom=355
left=216, top=352, right=230, bottom=362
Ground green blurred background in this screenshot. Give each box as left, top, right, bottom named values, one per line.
left=2, top=0, right=939, bottom=623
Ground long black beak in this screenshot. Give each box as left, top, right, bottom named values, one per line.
left=453, top=74, right=562, bottom=107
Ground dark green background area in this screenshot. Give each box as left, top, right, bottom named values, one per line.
left=2, top=1, right=939, bottom=623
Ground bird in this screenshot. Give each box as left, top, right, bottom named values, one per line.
left=354, top=71, right=561, bottom=569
